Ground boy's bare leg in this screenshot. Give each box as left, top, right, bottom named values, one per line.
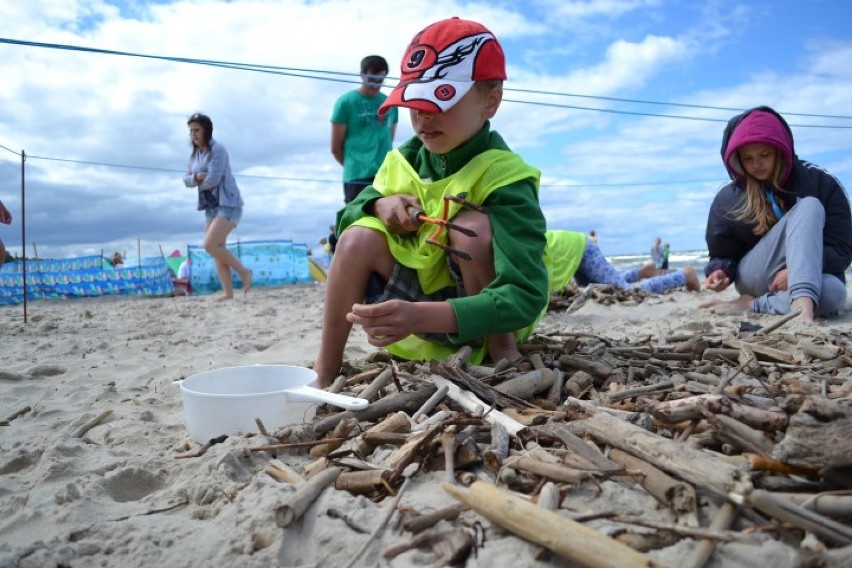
left=450, top=211, right=522, bottom=363
left=314, top=227, right=394, bottom=387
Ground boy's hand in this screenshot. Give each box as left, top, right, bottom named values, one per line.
left=347, top=300, right=417, bottom=346
left=373, top=195, right=421, bottom=234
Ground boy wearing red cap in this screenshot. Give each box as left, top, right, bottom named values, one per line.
left=313, top=17, right=548, bottom=387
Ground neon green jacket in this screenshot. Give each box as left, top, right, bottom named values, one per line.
left=337, top=123, right=548, bottom=363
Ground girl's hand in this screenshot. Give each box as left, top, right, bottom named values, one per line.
left=373, top=195, right=421, bottom=234
left=769, top=268, right=788, bottom=292
left=704, top=269, right=731, bottom=292
left=346, top=300, right=417, bottom=346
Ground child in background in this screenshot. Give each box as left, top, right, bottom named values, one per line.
left=701, top=106, right=851, bottom=322
left=545, top=230, right=699, bottom=295
left=313, top=17, right=548, bottom=387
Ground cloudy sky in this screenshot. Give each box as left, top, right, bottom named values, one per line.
left=1, top=0, right=851, bottom=260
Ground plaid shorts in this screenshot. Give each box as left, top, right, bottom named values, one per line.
left=366, top=259, right=481, bottom=346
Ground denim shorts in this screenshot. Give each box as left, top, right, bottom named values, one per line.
left=205, top=206, right=243, bottom=225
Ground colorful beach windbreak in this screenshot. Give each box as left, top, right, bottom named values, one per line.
left=187, top=239, right=311, bottom=295
left=0, top=255, right=174, bottom=305
left=0, top=239, right=312, bottom=305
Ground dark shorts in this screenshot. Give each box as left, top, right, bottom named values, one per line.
left=366, top=259, right=481, bottom=346
left=344, top=178, right=374, bottom=203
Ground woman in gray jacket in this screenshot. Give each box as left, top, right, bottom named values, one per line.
left=184, top=113, right=252, bottom=300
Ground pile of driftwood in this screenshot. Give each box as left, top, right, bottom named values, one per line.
left=240, top=310, right=852, bottom=567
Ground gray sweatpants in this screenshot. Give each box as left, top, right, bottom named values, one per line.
left=735, top=196, right=847, bottom=317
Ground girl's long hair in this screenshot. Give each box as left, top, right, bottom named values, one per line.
left=730, top=147, right=787, bottom=236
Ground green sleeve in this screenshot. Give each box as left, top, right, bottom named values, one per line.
left=335, top=186, right=383, bottom=235
left=447, top=179, right=548, bottom=341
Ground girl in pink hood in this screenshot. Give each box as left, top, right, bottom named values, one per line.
left=702, top=106, right=852, bottom=322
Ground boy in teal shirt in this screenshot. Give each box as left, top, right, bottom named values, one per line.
left=314, top=17, right=548, bottom=387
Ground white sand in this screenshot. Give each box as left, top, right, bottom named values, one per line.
left=1, top=283, right=850, bottom=567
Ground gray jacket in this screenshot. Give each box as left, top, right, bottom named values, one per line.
left=184, top=138, right=244, bottom=210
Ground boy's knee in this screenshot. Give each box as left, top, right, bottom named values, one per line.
left=337, top=226, right=387, bottom=255
left=448, top=212, right=492, bottom=255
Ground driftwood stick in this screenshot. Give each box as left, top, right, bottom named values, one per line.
left=653, top=394, right=787, bottom=432
left=402, top=503, right=465, bottom=533
left=607, top=380, right=676, bottom=403
left=254, top=417, right=270, bottom=437
left=530, top=423, right=620, bottom=472
left=681, top=502, right=738, bottom=568
left=610, top=515, right=754, bottom=542
left=702, top=411, right=774, bottom=457
left=355, top=411, right=411, bottom=457
left=343, top=474, right=414, bottom=568
left=756, top=307, right=803, bottom=335
left=677, top=356, right=752, bottom=442
left=504, top=455, right=591, bottom=485
left=0, top=405, right=32, bottom=426
left=310, top=417, right=359, bottom=458
left=275, top=467, right=342, bottom=528
left=335, top=469, right=391, bottom=495
left=537, top=481, right=561, bottom=510
left=71, top=409, right=113, bottom=438
left=411, top=384, right=449, bottom=422
left=736, top=489, right=852, bottom=546
left=444, top=481, right=656, bottom=568
left=250, top=438, right=348, bottom=452
left=483, top=421, right=510, bottom=472
left=358, top=367, right=394, bottom=402
left=265, top=459, right=304, bottom=484
left=609, top=449, right=696, bottom=515
left=431, top=376, right=526, bottom=436
left=442, top=427, right=457, bottom=484
left=434, top=363, right=533, bottom=409
left=313, top=385, right=436, bottom=435
left=582, top=411, right=742, bottom=498
left=494, top=369, right=555, bottom=400
left=547, top=370, right=565, bottom=404
left=774, top=493, right=852, bottom=518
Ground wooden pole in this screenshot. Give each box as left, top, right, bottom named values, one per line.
left=19, top=151, right=28, bottom=323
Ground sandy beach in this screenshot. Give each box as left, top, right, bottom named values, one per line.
left=2, top=281, right=851, bottom=567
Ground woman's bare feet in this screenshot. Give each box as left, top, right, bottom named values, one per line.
left=683, top=266, right=701, bottom=291
left=215, top=293, right=233, bottom=302
left=699, top=294, right=753, bottom=310
left=791, top=297, right=815, bottom=323
left=241, top=268, right=253, bottom=295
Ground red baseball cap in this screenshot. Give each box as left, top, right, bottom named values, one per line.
left=378, top=17, right=506, bottom=116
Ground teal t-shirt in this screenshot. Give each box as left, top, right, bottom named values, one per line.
left=331, top=90, right=399, bottom=182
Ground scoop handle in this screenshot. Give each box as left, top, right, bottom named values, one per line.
left=285, top=385, right=369, bottom=410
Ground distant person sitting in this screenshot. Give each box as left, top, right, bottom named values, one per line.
left=173, top=258, right=191, bottom=296
left=546, top=230, right=699, bottom=295
left=588, top=229, right=597, bottom=244
left=111, top=252, right=124, bottom=267
left=0, top=199, right=11, bottom=268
